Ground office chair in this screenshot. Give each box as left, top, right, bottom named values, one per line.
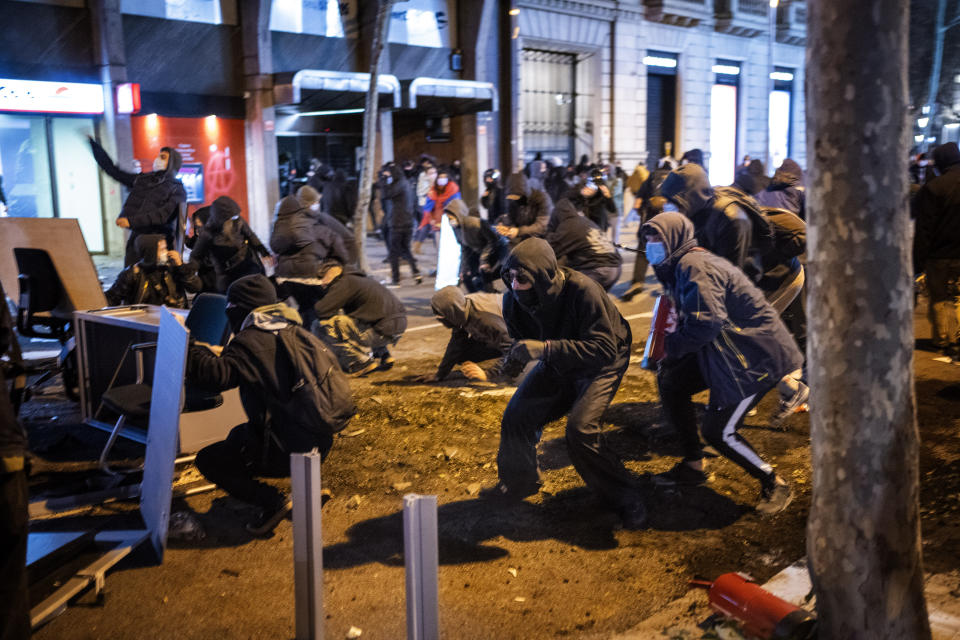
left=14, top=248, right=71, bottom=342
left=96, top=293, right=230, bottom=474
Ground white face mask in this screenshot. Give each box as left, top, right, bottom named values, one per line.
left=436, top=177, right=448, bottom=187
left=309, top=203, right=321, bottom=212
left=153, top=156, right=168, bottom=172
left=156, top=249, right=169, bottom=265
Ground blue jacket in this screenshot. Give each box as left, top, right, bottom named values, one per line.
left=644, top=212, right=802, bottom=407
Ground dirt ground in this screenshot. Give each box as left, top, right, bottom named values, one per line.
left=21, top=254, right=960, bottom=640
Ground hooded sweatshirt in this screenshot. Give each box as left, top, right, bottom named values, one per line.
left=430, top=286, right=517, bottom=381
left=445, top=199, right=508, bottom=275
left=756, top=158, right=805, bottom=218
left=379, top=165, right=416, bottom=230
left=313, top=272, right=407, bottom=338
left=500, top=238, right=630, bottom=376
left=270, top=195, right=348, bottom=278
left=914, top=142, right=960, bottom=267
left=643, top=212, right=802, bottom=407
left=546, top=199, right=621, bottom=271
left=105, top=233, right=201, bottom=307
left=499, top=173, right=552, bottom=243
left=190, top=196, right=269, bottom=290
left=89, top=139, right=186, bottom=236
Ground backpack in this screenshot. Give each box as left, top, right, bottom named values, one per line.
left=276, top=326, right=356, bottom=435
left=759, top=207, right=806, bottom=259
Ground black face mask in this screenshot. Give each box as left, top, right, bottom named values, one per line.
left=513, top=288, right=539, bottom=309
left=226, top=306, right=249, bottom=334
left=507, top=200, right=523, bottom=217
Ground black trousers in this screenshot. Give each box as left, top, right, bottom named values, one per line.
left=0, top=470, right=29, bottom=640
left=656, top=354, right=777, bottom=484
left=195, top=424, right=332, bottom=509
left=388, top=227, right=419, bottom=283
left=497, top=345, right=638, bottom=510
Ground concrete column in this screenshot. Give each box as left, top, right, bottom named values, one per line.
left=498, top=0, right=520, bottom=174
left=89, top=0, right=133, bottom=257
left=239, top=0, right=279, bottom=243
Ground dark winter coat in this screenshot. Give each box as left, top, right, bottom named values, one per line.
left=445, top=200, right=509, bottom=277
left=636, top=167, right=672, bottom=223
left=500, top=238, right=631, bottom=378
left=756, top=159, right=805, bottom=219
left=186, top=305, right=335, bottom=449
left=313, top=272, right=407, bottom=339
left=311, top=206, right=358, bottom=268
left=185, top=206, right=219, bottom=292
left=564, top=184, right=616, bottom=231
left=89, top=139, right=186, bottom=239
left=270, top=196, right=348, bottom=278
left=913, top=143, right=960, bottom=271
left=499, top=173, right=552, bottom=244
left=105, top=234, right=201, bottom=307
left=481, top=181, right=505, bottom=221
left=324, top=171, right=357, bottom=226
left=189, top=197, right=270, bottom=291
left=661, top=164, right=770, bottom=283
left=644, top=212, right=802, bottom=407
left=379, top=167, right=416, bottom=231
left=547, top=199, right=622, bottom=272
left=430, top=287, right=518, bottom=381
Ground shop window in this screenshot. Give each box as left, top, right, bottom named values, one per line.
left=709, top=60, right=741, bottom=186
left=768, top=67, right=794, bottom=169
left=270, top=0, right=345, bottom=37
left=121, top=0, right=237, bottom=25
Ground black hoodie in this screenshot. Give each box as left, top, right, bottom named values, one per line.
left=546, top=199, right=621, bottom=271
left=89, top=139, right=186, bottom=236
left=445, top=199, right=508, bottom=274
left=313, top=272, right=407, bottom=338
left=643, top=212, right=802, bottom=407
left=105, top=234, right=201, bottom=307
left=498, top=173, right=552, bottom=243
left=430, top=286, right=518, bottom=381
left=756, top=158, right=805, bottom=218
left=500, top=238, right=630, bottom=376
left=270, top=195, right=347, bottom=278
left=189, top=196, right=269, bottom=291
left=914, top=142, right=960, bottom=268
left=379, top=165, right=416, bottom=230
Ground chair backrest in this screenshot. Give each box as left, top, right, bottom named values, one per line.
left=185, top=293, right=229, bottom=346
left=14, top=248, right=65, bottom=313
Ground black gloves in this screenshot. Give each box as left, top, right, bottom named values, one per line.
left=510, top=339, right=546, bottom=363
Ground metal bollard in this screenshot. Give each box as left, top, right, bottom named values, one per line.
left=292, top=450, right=324, bottom=640
left=403, top=494, right=439, bottom=640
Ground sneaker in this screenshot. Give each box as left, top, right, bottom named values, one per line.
left=617, top=501, right=648, bottom=530
left=380, top=279, right=401, bottom=289
left=477, top=481, right=541, bottom=502
left=619, top=282, right=644, bottom=302
left=349, top=359, right=379, bottom=377
left=245, top=496, right=293, bottom=536
left=651, top=461, right=708, bottom=487
left=756, top=480, right=793, bottom=515
left=413, top=274, right=423, bottom=285
left=770, top=382, right=810, bottom=430
left=377, top=353, right=395, bottom=371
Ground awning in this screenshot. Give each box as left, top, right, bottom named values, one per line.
left=273, top=70, right=402, bottom=113
left=402, top=78, right=498, bottom=116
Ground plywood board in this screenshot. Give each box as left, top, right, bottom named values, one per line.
left=0, top=218, right=107, bottom=313
left=140, top=308, right=188, bottom=561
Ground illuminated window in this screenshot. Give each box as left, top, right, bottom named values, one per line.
left=768, top=67, right=794, bottom=168
left=709, top=61, right=740, bottom=186
left=388, top=0, right=453, bottom=49
left=270, top=0, right=345, bottom=37
left=122, top=0, right=235, bottom=25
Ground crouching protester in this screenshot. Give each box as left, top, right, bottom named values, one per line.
left=643, top=212, right=799, bottom=514
left=479, top=238, right=647, bottom=530
left=313, top=264, right=408, bottom=377
left=105, top=234, right=201, bottom=308
left=421, top=286, right=522, bottom=383
left=188, top=275, right=355, bottom=536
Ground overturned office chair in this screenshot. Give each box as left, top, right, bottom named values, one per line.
left=14, top=248, right=72, bottom=342
left=96, top=293, right=230, bottom=474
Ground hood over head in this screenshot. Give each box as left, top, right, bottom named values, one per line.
left=505, top=172, right=531, bottom=198
left=276, top=194, right=303, bottom=218
left=733, top=166, right=763, bottom=195
left=547, top=198, right=581, bottom=232
left=297, top=185, right=321, bottom=207
left=641, top=212, right=698, bottom=278
left=159, top=146, right=183, bottom=178
left=769, top=158, right=804, bottom=189
left=933, top=142, right=960, bottom=173
left=680, top=148, right=704, bottom=167
left=226, top=274, right=277, bottom=313
left=660, top=163, right=715, bottom=216
left=443, top=198, right=469, bottom=223
left=501, top=238, right=565, bottom=310
left=239, top=302, right=302, bottom=333
left=431, top=286, right=468, bottom=329
left=209, top=196, right=241, bottom=228
left=134, top=233, right=165, bottom=267
left=192, top=205, right=211, bottom=226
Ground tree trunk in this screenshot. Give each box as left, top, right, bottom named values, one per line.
left=806, top=2, right=931, bottom=638
left=353, top=0, right=393, bottom=274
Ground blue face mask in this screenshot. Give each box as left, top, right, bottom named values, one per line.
left=646, top=241, right=667, bottom=265
left=662, top=202, right=679, bottom=213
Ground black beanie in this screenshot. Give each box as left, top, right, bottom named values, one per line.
left=933, top=142, right=960, bottom=173
left=226, top=274, right=277, bottom=312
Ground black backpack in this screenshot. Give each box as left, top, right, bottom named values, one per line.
left=759, top=207, right=806, bottom=259
left=276, top=326, right=356, bottom=435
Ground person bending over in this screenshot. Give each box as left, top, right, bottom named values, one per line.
left=479, top=238, right=646, bottom=530
left=444, top=200, right=509, bottom=293
left=189, top=196, right=271, bottom=292
left=105, top=234, right=201, bottom=308
left=643, top=212, right=798, bottom=514
left=546, top=198, right=622, bottom=291
left=187, top=275, right=353, bottom=535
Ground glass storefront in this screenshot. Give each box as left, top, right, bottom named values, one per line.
left=0, top=114, right=105, bottom=252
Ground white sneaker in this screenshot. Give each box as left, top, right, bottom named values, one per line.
left=771, top=382, right=809, bottom=430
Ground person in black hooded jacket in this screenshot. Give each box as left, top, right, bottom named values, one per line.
left=757, top=158, right=805, bottom=218
left=478, top=238, right=646, bottom=530
left=642, top=212, right=799, bottom=513
left=185, top=206, right=219, bottom=293
left=564, top=168, right=617, bottom=231
left=89, top=137, right=187, bottom=266
left=481, top=168, right=505, bottom=221
left=189, top=196, right=271, bottom=292
left=496, top=173, right=552, bottom=246
left=444, top=200, right=508, bottom=292
left=270, top=195, right=347, bottom=278
left=379, top=165, right=421, bottom=286
left=546, top=199, right=622, bottom=291
left=296, top=186, right=358, bottom=268
left=105, top=234, right=201, bottom=307
left=324, top=170, right=357, bottom=226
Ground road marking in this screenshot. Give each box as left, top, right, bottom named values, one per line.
left=406, top=322, right=443, bottom=333
left=624, top=312, right=653, bottom=320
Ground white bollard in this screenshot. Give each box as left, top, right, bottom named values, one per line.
left=292, top=450, right=324, bottom=640
left=403, top=494, right=439, bottom=640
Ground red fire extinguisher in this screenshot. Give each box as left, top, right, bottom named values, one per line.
left=690, top=573, right=817, bottom=640
left=641, top=295, right=673, bottom=370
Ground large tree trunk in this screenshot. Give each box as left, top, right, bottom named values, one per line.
left=353, top=0, right=393, bottom=274
left=806, top=2, right=931, bottom=638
